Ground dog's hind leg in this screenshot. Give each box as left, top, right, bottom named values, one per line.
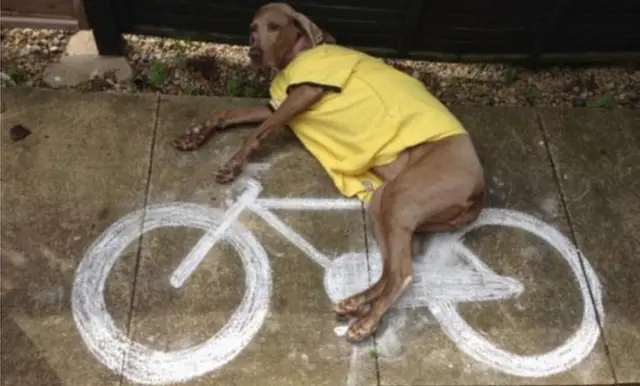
left=343, top=134, right=485, bottom=342
left=343, top=185, right=415, bottom=342
left=333, top=185, right=390, bottom=319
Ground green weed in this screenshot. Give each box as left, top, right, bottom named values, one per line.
left=226, top=77, right=243, bottom=96
left=525, top=83, right=540, bottom=99
left=502, top=67, right=519, bottom=86
left=147, top=61, right=167, bottom=88
left=225, top=76, right=264, bottom=98
left=75, top=80, right=93, bottom=92
left=183, top=84, right=197, bottom=95
left=587, top=94, right=615, bottom=109
left=5, top=67, right=27, bottom=84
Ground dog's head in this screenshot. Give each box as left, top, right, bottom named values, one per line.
left=248, top=2, right=335, bottom=71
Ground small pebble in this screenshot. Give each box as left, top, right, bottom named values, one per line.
left=334, top=325, right=348, bottom=336
left=9, top=124, right=31, bottom=141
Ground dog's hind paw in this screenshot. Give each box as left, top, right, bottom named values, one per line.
left=345, top=314, right=381, bottom=342
left=333, top=300, right=371, bottom=320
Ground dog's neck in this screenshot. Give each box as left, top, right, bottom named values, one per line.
left=276, top=34, right=313, bottom=71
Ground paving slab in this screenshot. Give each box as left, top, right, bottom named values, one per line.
left=374, top=106, right=614, bottom=385
left=539, top=107, right=640, bottom=384
left=121, top=95, right=377, bottom=386
left=0, top=88, right=157, bottom=385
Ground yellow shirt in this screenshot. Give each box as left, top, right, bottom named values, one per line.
left=268, top=44, right=467, bottom=203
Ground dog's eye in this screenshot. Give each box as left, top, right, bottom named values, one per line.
left=266, top=22, right=280, bottom=31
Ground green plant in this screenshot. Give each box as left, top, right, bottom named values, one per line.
left=502, top=67, right=519, bottom=85
left=244, top=85, right=259, bottom=98
left=75, top=80, right=93, bottom=92
left=183, top=84, right=197, bottom=95
left=6, top=67, right=27, bottom=84
left=147, top=61, right=167, bottom=88
left=587, top=94, right=615, bottom=109
left=369, top=347, right=378, bottom=358
left=525, top=83, right=540, bottom=98
left=226, top=77, right=243, bottom=96
left=225, top=76, right=265, bottom=98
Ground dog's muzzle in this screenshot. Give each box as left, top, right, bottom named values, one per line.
left=248, top=47, right=263, bottom=62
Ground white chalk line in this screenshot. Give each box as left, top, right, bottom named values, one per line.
left=256, top=197, right=362, bottom=211
left=425, top=208, right=604, bottom=377
left=246, top=194, right=365, bottom=270
left=345, top=343, right=374, bottom=386
left=72, top=202, right=272, bottom=385
left=323, top=250, right=525, bottom=309
left=170, top=180, right=262, bottom=288
left=247, top=201, right=332, bottom=269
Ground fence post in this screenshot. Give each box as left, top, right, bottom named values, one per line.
left=72, top=0, right=89, bottom=29
left=529, top=0, right=575, bottom=64
left=81, top=0, right=125, bottom=56
left=397, top=0, right=428, bottom=56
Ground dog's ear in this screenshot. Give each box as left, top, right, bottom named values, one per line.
left=289, top=8, right=335, bottom=46
left=290, top=11, right=335, bottom=46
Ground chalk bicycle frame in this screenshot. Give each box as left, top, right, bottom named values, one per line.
left=72, top=177, right=604, bottom=385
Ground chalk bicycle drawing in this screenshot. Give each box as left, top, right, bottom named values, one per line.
left=72, top=176, right=604, bottom=385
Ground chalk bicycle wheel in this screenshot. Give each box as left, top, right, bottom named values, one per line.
left=72, top=202, right=272, bottom=385
left=425, top=208, right=603, bottom=377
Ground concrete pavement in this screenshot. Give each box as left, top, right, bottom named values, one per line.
left=1, top=87, right=638, bottom=386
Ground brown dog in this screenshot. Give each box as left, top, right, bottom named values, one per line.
left=174, top=2, right=485, bottom=342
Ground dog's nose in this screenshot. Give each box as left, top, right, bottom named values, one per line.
left=248, top=47, right=263, bottom=61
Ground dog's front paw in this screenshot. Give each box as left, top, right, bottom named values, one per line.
left=173, top=124, right=213, bottom=151
left=215, top=162, right=243, bottom=184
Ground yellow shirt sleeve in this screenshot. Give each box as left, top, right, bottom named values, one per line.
left=282, top=45, right=361, bottom=94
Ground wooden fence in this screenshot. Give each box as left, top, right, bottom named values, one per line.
left=4, top=0, right=640, bottom=64
left=1, top=0, right=87, bottom=29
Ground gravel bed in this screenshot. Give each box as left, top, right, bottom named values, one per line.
left=1, top=28, right=639, bottom=108
left=1, top=28, right=74, bottom=86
